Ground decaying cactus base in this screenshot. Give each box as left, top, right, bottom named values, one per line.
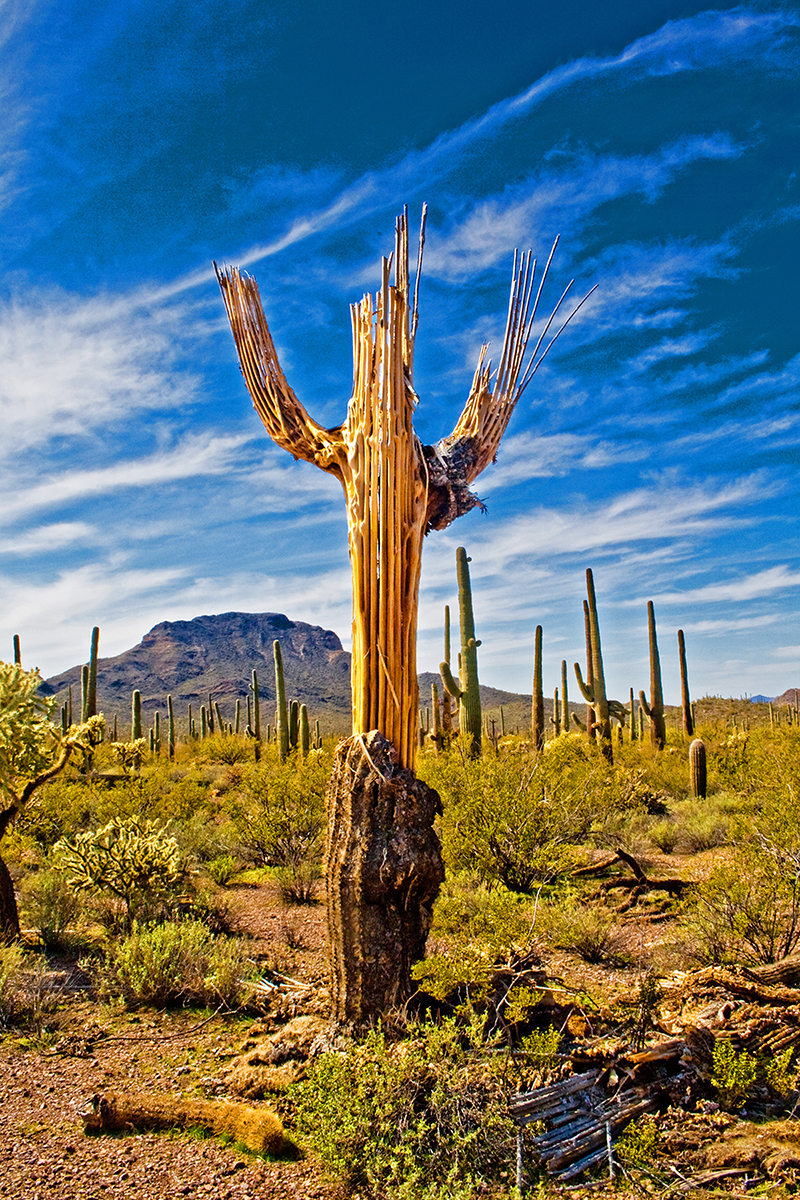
left=325, top=731, right=444, bottom=1026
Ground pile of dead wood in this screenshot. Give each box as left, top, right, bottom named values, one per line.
left=510, top=952, right=800, bottom=1184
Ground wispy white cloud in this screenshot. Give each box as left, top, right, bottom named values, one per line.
left=645, top=565, right=800, bottom=606
left=159, top=7, right=796, bottom=297
left=0, top=287, right=201, bottom=455
left=0, top=521, right=95, bottom=555
left=0, top=434, right=250, bottom=521
left=680, top=614, right=780, bottom=634
left=478, top=430, right=649, bottom=489
left=425, top=136, right=742, bottom=281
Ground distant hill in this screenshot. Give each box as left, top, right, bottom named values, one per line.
left=749, top=694, right=774, bottom=704
left=774, top=688, right=800, bottom=707
left=42, top=612, right=352, bottom=736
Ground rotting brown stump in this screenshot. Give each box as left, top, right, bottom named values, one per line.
left=325, top=731, right=444, bottom=1026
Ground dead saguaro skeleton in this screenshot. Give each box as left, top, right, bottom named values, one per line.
left=216, top=210, right=592, bottom=1023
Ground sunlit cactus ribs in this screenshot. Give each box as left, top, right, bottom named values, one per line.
left=217, top=209, right=591, bottom=1023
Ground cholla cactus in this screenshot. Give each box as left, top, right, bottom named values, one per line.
left=110, top=738, right=149, bottom=775
left=56, top=816, right=186, bottom=930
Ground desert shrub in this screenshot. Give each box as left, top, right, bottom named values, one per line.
left=275, top=859, right=321, bottom=905
left=0, top=942, right=26, bottom=1024
left=515, top=1025, right=562, bottom=1082
left=763, top=1047, right=797, bottom=1098
left=616, top=1114, right=660, bottom=1169
left=56, top=816, right=187, bottom=932
left=412, top=873, right=538, bottom=1007
left=649, top=819, right=679, bottom=854
left=13, top=776, right=102, bottom=853
left=290, top=1014, right=515, bottom=1200
left=673, top=800, right=731, bottom=853
left=19, top=861, right=84, bottom=947
left=711, top=1039, right=757, bottom=1111
left=540, top=895, right=622, bottom=963
left=229, top=751, right=329, bottom=871
left=206, top=853, right=238, bottom=887
left=196, top=734, right=249, bottom=765
left=98, top=919, right=258, bottom=1008
left=685, top=842, right=800, bottom=965
left=420, top=736, right=611, bottom=892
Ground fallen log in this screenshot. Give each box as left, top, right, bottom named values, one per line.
left=80, top=1090, right=297, bottom=1157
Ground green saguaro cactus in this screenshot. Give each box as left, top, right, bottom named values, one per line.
left=532, top=624, right=544, bottom=751
left=431, top=680, right=442, bottom=753
left=550, top=687, right=561, bottom=737
left=689, top=738, right=707, bottom=799
left=12, top=634, right=21, bottom=665
left=289, top=699, right=300, bottom=751
left=86, top=626, right=100, bottom=720
left=273, top=642, right=289, bottom=761
left=678, top=629, right=694, bottom=738
left=574, top=568, right=613, bottom=762
left=640, top=601, right=666, bottom=750
left=167, top=695, right=175, bottom=759
left=561, top=659, right=569, bottom=735
left=299, top=704, right=310, bottom=757
left=251, top=669, right=262, bottom=761
left=132, top=690, right=142, bottom=740
left=440, top=547, right=482, bottom=757
left=81, top=665, right=90, bottom=724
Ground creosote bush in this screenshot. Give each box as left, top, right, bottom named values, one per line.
left=290, top=1013, right=516, bottom=1200
left=97, top=919, right=259, bottom=1008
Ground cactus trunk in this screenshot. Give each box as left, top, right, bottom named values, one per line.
left=273, top=643, right=288, bottom=761
left=440, top=547, right=482, bottom=757
left=251, top=669, right=262, bottom=762
left=86, top=626, right=100, bottom=720
left=132, top=690, right=142, bottom=740
left=167, top=695, right=175, bottom=759
left=689, top=738, right=707, bottom=799
left=574, top=569, right=613, bottom=762
left=532, top=624, right=544, bottom=751
left=639, top=601, right=666, bottom=751
left=678, top=628, right=694, bottom=737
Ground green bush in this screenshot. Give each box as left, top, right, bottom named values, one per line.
left=290, top=1015, right=515, bottom=1200
left=616, top=1114, right=660, bottom=1169
left=19, top=862, right=84, bottom=947
left=540, top=895, right=621, bottom=963
left=206, top=853, right=237, bottom=887
left=711, top=1039, right=757, bottom=1111
left=0, top=942, right=27, bottom=1025
left=419, top=736, right=612, bottom=892
left=412, top=874, right=538, bottom=1007
left=229, top=750, right=329, bottom=870
left=98, top=919, right=259, bottom=1008
left=685, top=841, right=800, bottom=966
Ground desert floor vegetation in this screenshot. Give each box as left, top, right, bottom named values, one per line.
left=3, top=695, right=800, bottom=1197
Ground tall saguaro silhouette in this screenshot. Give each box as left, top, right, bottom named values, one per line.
left=217, top=209, right=591, bottom=1022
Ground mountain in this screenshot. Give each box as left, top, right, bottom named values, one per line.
left=774, top=688, right=800, bottom=707
left=41, top=612, right=352, bottom=736
left=41, top=611, right=553, bottom=740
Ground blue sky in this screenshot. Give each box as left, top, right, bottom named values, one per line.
left=1, top=0, right=798, bottom=703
